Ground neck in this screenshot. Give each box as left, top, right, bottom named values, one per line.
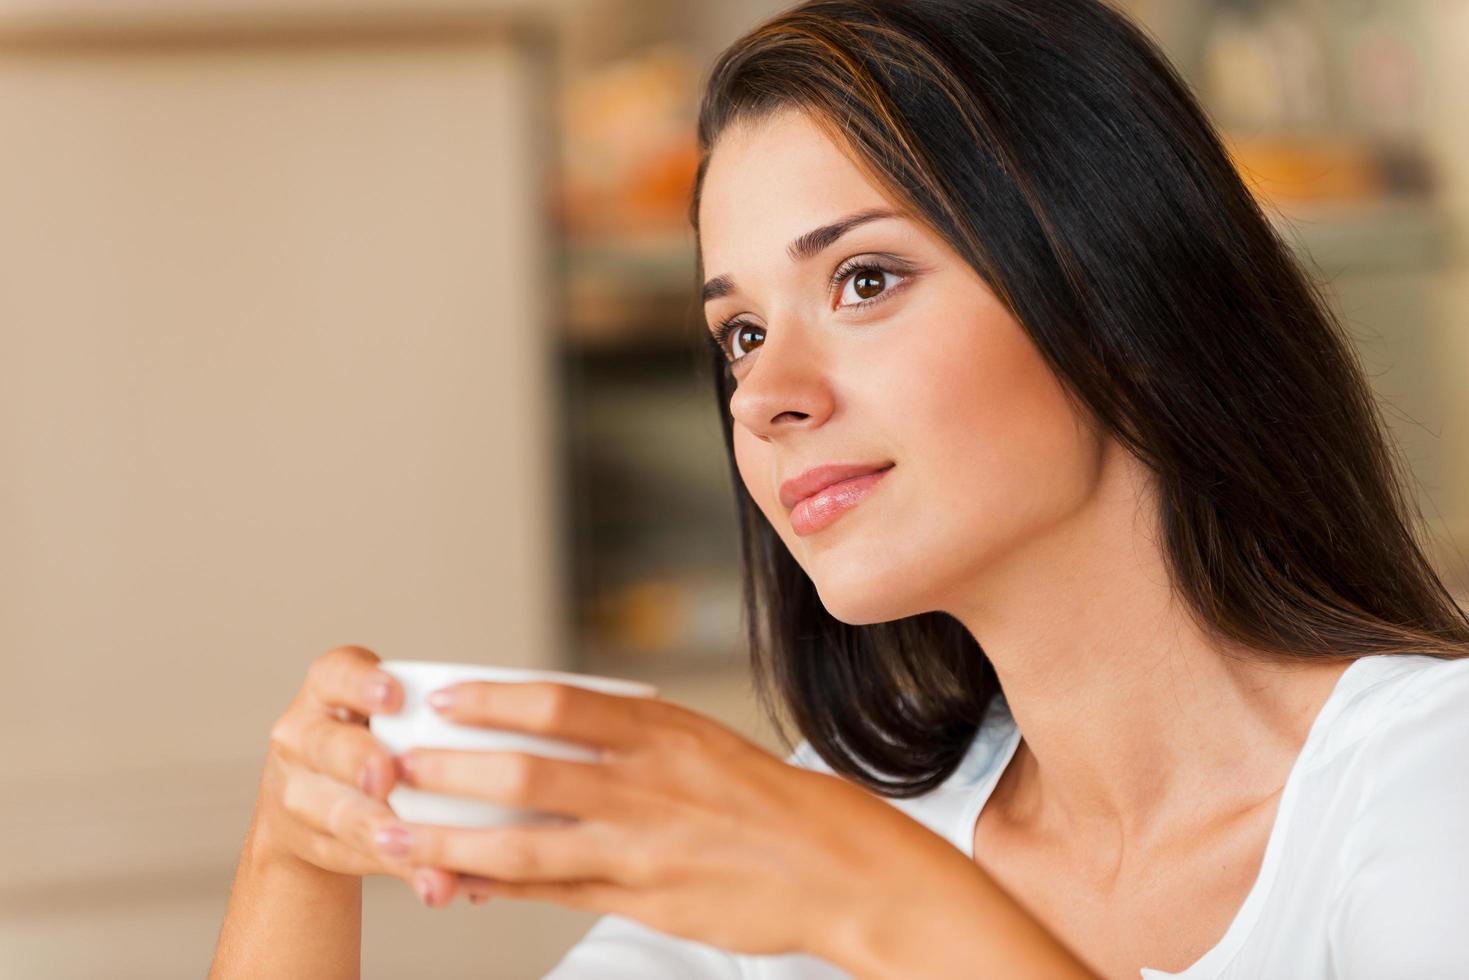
left=947, top=442, right=1354, bottom=855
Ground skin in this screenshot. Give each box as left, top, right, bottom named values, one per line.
left=698, top=106, right=1356, bottom=976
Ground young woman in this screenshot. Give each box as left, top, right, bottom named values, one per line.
left=210, top=1, right=1469, bottom=978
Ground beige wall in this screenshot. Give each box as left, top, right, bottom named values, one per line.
left=0, top=13, right=582, bottom=974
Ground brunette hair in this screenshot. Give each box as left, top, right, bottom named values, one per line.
left=686, top=0, right=1469, bottom=796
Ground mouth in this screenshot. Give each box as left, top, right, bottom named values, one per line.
left=780, top=462, right=895, bottom=537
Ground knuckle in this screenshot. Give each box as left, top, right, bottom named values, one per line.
left=310, top=645, right=377, bottom=697
left=502, top=753, right=542, bottom=803
left=528, top=683, right=577, bottom=731
left=498, top=831, right=540, bottom=878
left=625, top=695, right=661, bottom=727
left=618, top=842, right=660, bottom=888
left=280, top=774, right=309, bottom=821
left=268, top=715, right=295, bottom=754
left=305, top=651, right=337, bottom=690
left=299, top=719, right=331, bottom=773
left=655, top=723, right=707, bottom=756
left=324, top=792, right=357, bottom=838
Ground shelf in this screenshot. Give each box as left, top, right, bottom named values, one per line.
left=579, top=644, right=748, bottom=684
left=560, top=229, right=696, bottom=285
left=1266, top=195, right=1453, bottom=276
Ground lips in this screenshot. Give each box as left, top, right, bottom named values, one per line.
left=779, top=462, right=895, bottom=511
left=781, top=462, right=895, bottom=537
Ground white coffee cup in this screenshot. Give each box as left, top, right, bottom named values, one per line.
left=369, top=660, right=659, bottom=828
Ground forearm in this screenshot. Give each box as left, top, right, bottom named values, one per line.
left=209, top=811, right=363, bottom=980
left=818, top=864, right=1098, bottom=980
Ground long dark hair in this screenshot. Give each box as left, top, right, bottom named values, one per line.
left=686, top=0, right=1469, bottom=797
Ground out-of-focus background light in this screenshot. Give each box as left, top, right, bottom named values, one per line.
left=1, top=1, right=1464, bottom=976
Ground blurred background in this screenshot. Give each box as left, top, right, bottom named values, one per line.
left=1, top=0, right=1464, bottom=976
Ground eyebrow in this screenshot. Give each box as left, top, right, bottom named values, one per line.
left=700, top=207, right=903, bottom=305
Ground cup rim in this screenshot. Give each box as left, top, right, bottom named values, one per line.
left=377, top=660, right=658, bottom=695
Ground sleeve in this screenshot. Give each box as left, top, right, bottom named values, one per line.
left=1325, top=657, right=1469, bottom=980
left=540, top=741, right=815, bottom=979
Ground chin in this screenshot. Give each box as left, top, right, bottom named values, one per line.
left=811, top=574, right=930, bottom=626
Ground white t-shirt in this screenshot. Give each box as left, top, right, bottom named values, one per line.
left=543, top=653, right=1469, bottom=979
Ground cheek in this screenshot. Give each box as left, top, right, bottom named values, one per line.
left=733, top=417, right=813, bottom=565
left=733, top=425, right=777, bottom=517
left=878, top=300, right=1099, bottom=557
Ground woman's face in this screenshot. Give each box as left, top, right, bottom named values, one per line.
left=697, top=107, right=1107, bottom=625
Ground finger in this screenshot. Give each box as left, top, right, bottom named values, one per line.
left=305, top=645, right=402, bottom=717
left=283, top=711, right=400, bottom=803
left=396, top=749, right=627, bottom=820
left=371, top=819, right=616, bottom=884
left=452, top=872, right=498, bottom=905
left=305, top=829, right=460, bottom=909
left=280, top=765, right=461, bottom=903
left=426, top=680, right=669, bottom=754
left=282, top=766, right=412, bottom=872
left=298, top=822, right=458, bottom=910
left=459, top=876, right=627, bottom=914
left=301, top=826, right=379, bottom=876
left=408, top=866, right=462, bottom=908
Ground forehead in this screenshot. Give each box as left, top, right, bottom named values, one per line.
left=697, top=108, right=895, bottom=268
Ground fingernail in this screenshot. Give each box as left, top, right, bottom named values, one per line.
left=374, top=824, right=413, bottom=857
left=412, top=869, right=437, bottom=907
left=357, top=759, right=378, bottom=797
left=427, top=689, right=455, bottom=712
left=367, top=675, right=392, bottom=708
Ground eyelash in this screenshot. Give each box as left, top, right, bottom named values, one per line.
left=712, top=257, right=910, bottom=364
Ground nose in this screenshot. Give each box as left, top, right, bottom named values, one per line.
left=727, top=317, right=835, bottom=441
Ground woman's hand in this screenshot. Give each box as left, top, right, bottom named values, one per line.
left=366, top=679, right=980, bottom=958
left=252, top=644, right=487, bottom=908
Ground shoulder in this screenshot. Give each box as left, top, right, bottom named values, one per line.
left=1312, top=653, right=1469, bottom=765
left=1322, top=653, right=1469, bottom=831
left=1346, top=653, right=1469, bottom=805
left=1323, top=654, right=1469, bottom=978
left=1349, top=651, right=1469, bottom=714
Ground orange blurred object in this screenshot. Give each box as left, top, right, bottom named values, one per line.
left=558, top=44, right=701, bottom=238
left=1224, top=134, right=1383, bottom=204
left=586, top=579, right=686, bottom=656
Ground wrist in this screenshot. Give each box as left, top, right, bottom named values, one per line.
left=245, top=810, right=351, bottom=887
left=813, top=875, right=950, bottom=980
left=813, top=863, right=1096, bottom=980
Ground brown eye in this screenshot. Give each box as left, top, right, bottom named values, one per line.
left=730, top=323, right=765, bottom=359
left=853, top=270, right=885, bottom=299
left=714, top=319, right=763, bottom=362
left=835, top=262, right=906, bottom=308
